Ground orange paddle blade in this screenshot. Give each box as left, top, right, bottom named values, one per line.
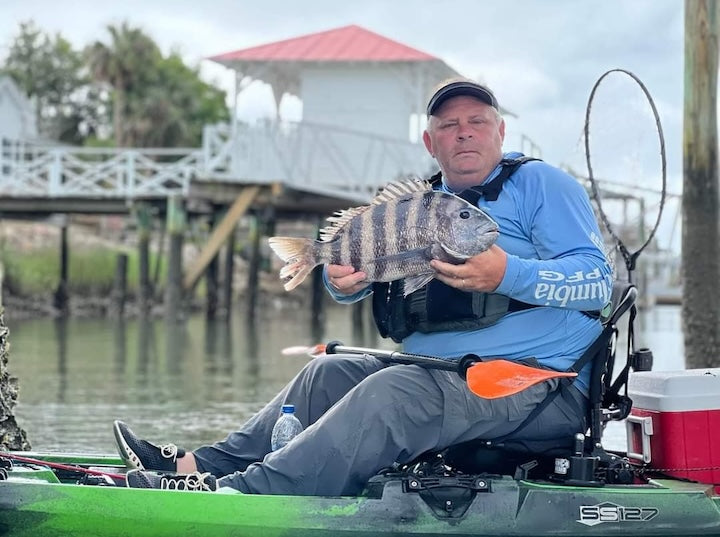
left=466, top=360, right=577, bottom=399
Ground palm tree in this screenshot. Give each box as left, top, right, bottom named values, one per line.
left=85, top=23, right=161, bottom=147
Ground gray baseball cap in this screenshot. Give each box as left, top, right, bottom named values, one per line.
left=426, top=80, right=499, bottom=116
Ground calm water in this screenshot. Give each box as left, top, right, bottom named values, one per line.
left=6, top=303, right=684, bottom=454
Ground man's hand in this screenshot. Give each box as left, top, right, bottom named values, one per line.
left=430, top=245, right=507, bottom=292
left=326, top=264, right=370, bottom=295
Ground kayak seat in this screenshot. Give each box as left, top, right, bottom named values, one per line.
left=407, top=281, right=648, bottom=485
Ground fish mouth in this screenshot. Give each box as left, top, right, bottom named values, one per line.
left=477, top=227, right=499, bottom=247
left=478, top=225, right=499, bottom=237
left=481, top=229, right=500, bottom=246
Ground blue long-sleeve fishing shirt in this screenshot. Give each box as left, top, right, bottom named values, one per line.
left=324, top=151, right=613, bottom=395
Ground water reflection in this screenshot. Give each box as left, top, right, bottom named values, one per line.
left=54, top=317, right=68, bottom=404
left=7, top=304, right=685, bottom=454
left=113, top=318, right=126, bottom=377
left=203, top=319, right=233, bottom=377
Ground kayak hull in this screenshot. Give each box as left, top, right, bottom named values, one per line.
left=0, top=453, right=719, bottom=537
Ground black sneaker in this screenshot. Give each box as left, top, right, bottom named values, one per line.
left=125, top=470, right=217, bottom=492
left=113, top=420, right=185, bottom=472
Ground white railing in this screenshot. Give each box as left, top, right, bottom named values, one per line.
left=0, top=139, right=201, bottom=199
left=202, top=120, right=435, bottom=202
left=1, top=121, right=434, bottom=205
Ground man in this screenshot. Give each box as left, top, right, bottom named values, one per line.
left=115, top=77, right=613, bottom=494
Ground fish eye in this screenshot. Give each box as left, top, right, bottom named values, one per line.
left=459, top=210, right=471, bottom=219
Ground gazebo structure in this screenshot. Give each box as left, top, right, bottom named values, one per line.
left=201, top=25, right=467, bottom=197
left=209, top=24, right=460, bottom=142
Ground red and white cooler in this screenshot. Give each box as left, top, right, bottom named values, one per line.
left=626, top=368, right=720, bottom=484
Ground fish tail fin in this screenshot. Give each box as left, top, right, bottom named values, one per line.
left=268, top=236, right=318, bottom=291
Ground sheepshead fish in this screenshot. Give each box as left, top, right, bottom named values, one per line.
left=268, top=179, right=499, bottom=296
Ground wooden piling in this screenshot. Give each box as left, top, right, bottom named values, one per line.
left=135, top=204, right=154, bottom=315
left=183, top=186, right=260, bottom=292
left=683, top=0, right=720, bottom=368
left=206, top=214, right=220, bottom=320
left=165, top=195, right=186, bottom=323
left=110, top=253, right=128, bottom=318
left=246, top=213, right=261, bottom=320
left=53, top=222, right=69, bottom=315
left=310, top=218, right=326, bottom=342
left=222, top=228, right=236, bottom=319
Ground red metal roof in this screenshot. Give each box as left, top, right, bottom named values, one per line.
left=209, top=25, right=439, bottom=63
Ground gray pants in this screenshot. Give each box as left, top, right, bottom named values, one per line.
left=193, top=354, right=586, bottom=496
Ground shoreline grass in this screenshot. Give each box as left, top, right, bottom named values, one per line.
left=0, top=244, right=166, bottom=297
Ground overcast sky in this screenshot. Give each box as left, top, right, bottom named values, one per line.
left=0, top=0, right=684, bottom=248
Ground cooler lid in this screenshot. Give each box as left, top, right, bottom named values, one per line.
left=628, top=368, right=720, bottom=411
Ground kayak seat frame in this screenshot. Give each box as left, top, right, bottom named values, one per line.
left=401, top=281, right=650, bottom=487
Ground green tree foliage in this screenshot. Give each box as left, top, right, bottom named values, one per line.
left=130, top=52, right=230, bottom=147
left=2, top=20, right=229, bottom=148
left=86, top=22, right=229, bottom=148
left=85, top=22, right=163, bottom=147
left=1, top=20, right=99, bottom=144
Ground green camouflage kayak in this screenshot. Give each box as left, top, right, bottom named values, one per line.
left=0, top=451, right=718, bottom=537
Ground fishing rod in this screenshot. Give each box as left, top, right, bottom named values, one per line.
left=0, top=452, right=126, bottom=481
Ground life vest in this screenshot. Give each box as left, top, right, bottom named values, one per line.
left=372, top=157, right=538, bottom=343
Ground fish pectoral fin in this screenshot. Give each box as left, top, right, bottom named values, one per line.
left=402, top=273, right=435, bottom=296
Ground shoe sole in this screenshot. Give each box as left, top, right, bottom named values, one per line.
left=113, top=421, right=145, bottom=470
left=125, top=469, right=153, bottom=488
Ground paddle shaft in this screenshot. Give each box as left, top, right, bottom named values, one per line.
left=325, top=343, right=461, bottom=372
left=324, top=342, right=577, bottom=399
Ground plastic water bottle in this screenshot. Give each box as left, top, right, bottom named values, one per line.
left=271, top=404, right=304, bottom=451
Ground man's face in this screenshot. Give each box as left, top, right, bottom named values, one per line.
left=423, top=95, right=505, bottom=191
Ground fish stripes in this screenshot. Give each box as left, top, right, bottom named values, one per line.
left=372, top=202, right=388, bottom=277
left=268, top=179, right=499, bottom=294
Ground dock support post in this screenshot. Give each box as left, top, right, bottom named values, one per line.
left=246, top=213, right=261, bottom=320
left=53, top=220, right=69, bottom=315
left=311, top=266, right=325, bottom=343
left=206, top=215, right=220, bottom=320
left=110, top=253, right=128, bottom=318
left=683, top=0, right=720, bottom=367
left=222, top=228, right=236, bottom=320
left=310, top=216, right=326, bottom=342
left=135, top=204, right=154, bottom=315
left=165, top=195, right=186, bottom=323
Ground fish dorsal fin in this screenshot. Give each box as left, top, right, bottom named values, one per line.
left=319, top=205, right=373, bottom=242
left=317, top=179, right=430, bottom=242
left=371, top=178, right=432, bottom=205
